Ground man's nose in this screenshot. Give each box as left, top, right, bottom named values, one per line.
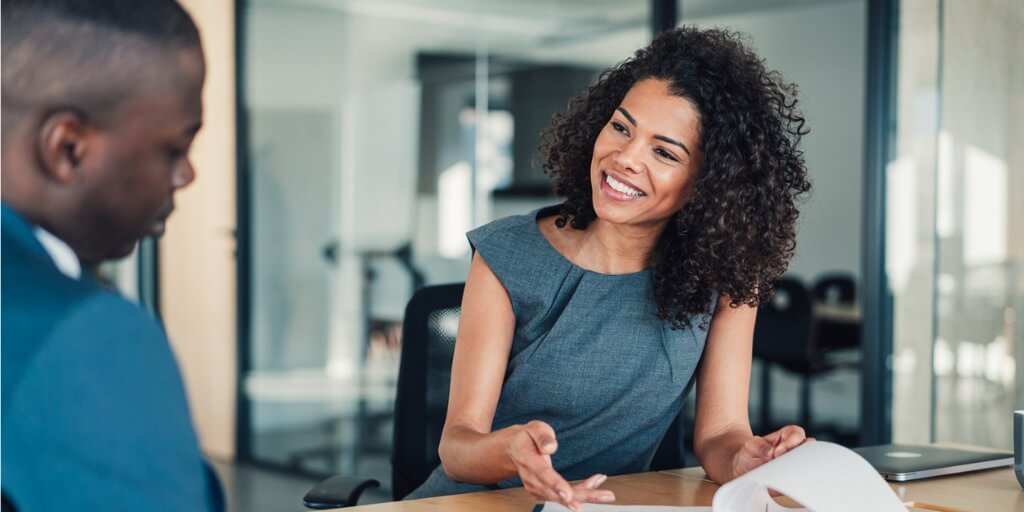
left=173, top=159, right=196, bottom=189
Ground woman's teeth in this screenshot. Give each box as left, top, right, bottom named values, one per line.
left=606, top=174, right=645, bottom=197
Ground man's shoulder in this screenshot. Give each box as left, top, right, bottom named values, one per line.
left=1, top=264, right=165, bottom=401
left=0, top=281, right=220, bottom=512
left=0, top=248, right=148, bottom=345
left=2, top=224, right=98, bottom=313
left=24, top=290, right=166, bottom=364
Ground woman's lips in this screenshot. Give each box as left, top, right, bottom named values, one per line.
left=601, top=172, right=645, bottom=201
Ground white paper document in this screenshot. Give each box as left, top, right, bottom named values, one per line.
left=539, top=441, right=907, bottom=512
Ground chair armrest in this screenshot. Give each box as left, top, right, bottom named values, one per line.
left=303, top=476, right=381, bottom=509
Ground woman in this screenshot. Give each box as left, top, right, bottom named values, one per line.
left=406, top=26, right=812, bottom=510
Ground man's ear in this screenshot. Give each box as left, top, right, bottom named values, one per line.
left=37, top=110, right=90, bottom=185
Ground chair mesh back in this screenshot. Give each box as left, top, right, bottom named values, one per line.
left=391, top=283, right=464, bottom=500
left=423, top=308, right=459, bottom=467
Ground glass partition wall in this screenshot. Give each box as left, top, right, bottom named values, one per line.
left=890, top=0, right=1024, bottom=449
left=238, top=0, right=652, bottom=492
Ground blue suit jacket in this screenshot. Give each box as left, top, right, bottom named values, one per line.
left=1, top=204, right=224, bottom=511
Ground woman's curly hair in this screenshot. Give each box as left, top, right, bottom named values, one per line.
left=538, top=26, right=811, bottom=329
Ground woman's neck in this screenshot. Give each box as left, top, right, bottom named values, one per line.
left=546, top=216, right=668, bottom=275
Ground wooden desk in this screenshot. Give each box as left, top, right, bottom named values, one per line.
left=333, top=467, right=1022, bottom=511
left=664, top=467, right=1023, bottom=511
left=813, top=303, right=861, bottom=324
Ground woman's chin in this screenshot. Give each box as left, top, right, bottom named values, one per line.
left=593, top=202, right=636, bottom=225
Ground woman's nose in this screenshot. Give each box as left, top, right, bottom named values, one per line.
left=613, top=139, right=645, bottom=174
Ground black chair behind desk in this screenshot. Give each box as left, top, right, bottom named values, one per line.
left=304, top=282, right=690, bottom=508
left=811, top=273, right=861, bottom=352
left=812, top=273, right=856, bottom=305
left=753, top=277, right=818, bottom=432
left=390, top=282, right=462, bottom=500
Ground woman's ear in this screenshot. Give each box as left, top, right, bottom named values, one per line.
left=37, top=109, right=90, bottom=185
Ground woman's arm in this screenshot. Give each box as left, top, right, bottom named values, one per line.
left=436, top=252, right=519, bottom=483
left=693, top=295, right=808, bottom=484
left=437, top=253, right=611, bottom=510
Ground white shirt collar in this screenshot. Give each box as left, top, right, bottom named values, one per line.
left=33, top=227, right=82, bottom=279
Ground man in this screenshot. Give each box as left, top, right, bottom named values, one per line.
left=1, top=0, right=223, bottom=510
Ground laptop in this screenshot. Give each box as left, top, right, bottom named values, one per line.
left=853, top=444, right=1013, bottom=482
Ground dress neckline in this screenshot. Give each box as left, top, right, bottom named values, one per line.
left=531, top=206, right=650, bottom=279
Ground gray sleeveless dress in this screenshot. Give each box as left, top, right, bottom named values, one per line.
left=405, top=206, right=714, bottom=499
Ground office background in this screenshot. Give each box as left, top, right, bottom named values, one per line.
left=97, top=0, right=1023, bottom=510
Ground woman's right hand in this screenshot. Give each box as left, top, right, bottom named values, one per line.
left=508, top=420, right=615, bottom=511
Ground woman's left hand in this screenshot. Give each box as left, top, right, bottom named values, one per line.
left=730, top=425, right=814, bottom=479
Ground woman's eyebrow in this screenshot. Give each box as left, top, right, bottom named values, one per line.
left=655, top=134, right=691, bottom=156
left=616, top=107, right=637, bottom=126
left=617, top=106, right=691, bottom=156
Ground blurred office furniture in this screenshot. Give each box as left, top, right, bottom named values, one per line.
left=302, top=282, right=463, bottom=508
left=812, top=273, right=856, bottom=305
left=286, top=242, right=425, bottom=474
left=304, top=283, right=691, bottom=508
left=811, top=273, right=862, bottom=358
left=936, top=260, right=1020, bottom=406
left=322, top=240, right=426, bottom=348
left=753, top=277, right=823, bottom=433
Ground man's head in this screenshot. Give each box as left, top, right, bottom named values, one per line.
left=1, top=0, right=204, bottom=265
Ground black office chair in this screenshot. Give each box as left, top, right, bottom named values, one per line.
left=810, top=272, right=861, bottom=354
left=303, top=283, right=689, bottom=508
left=811, top=273, right=856, bottom=305
left=752, top=277, right=819, bottom=432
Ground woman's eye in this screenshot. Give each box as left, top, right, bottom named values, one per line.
left=611, top=121, right=629, bottom=135
left=654, top=147, right=679, bottom=162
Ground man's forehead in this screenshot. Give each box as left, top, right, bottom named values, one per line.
left=110, top=47, right=204, bottom=124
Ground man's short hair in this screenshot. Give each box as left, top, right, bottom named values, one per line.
left=1, top=0, right=201, bottom=136
left=1, top=0, right=199, bottom=49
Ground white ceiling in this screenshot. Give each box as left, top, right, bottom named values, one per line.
left=245, top=0, right=858, bottom=67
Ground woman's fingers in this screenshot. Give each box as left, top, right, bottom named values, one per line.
left=572, top=487, right=616, bottom=504
left=522, top=478, right=563, bottom=504
left=572, top=476, right=616, bottom=504
left=746, top=435, right=774, bottom=460
left=771, top=425, right=807, bottom=458
left=532, top=464, right=574, bottom=503
left=514, top=421, right=620, bottom=510
left=733, top=429, right=815, bottom=480
left=511, top=430, right=574, bottom=507
left=520, top=463, right=570, bottom=504
left=524, top=470, right=617, bottom=510
left=778, top=425, right=806, bottom=445
left=523, top=420, right=559, bottom=455
left=518, top=421, right=574, bottom=505
left=581, top=473, right=607, bottom=489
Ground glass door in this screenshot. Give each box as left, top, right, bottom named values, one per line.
left=889, top=0, right=1023, bottom=448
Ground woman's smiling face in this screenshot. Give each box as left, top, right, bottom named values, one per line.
left=590, top=78, right=703, bottom=231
